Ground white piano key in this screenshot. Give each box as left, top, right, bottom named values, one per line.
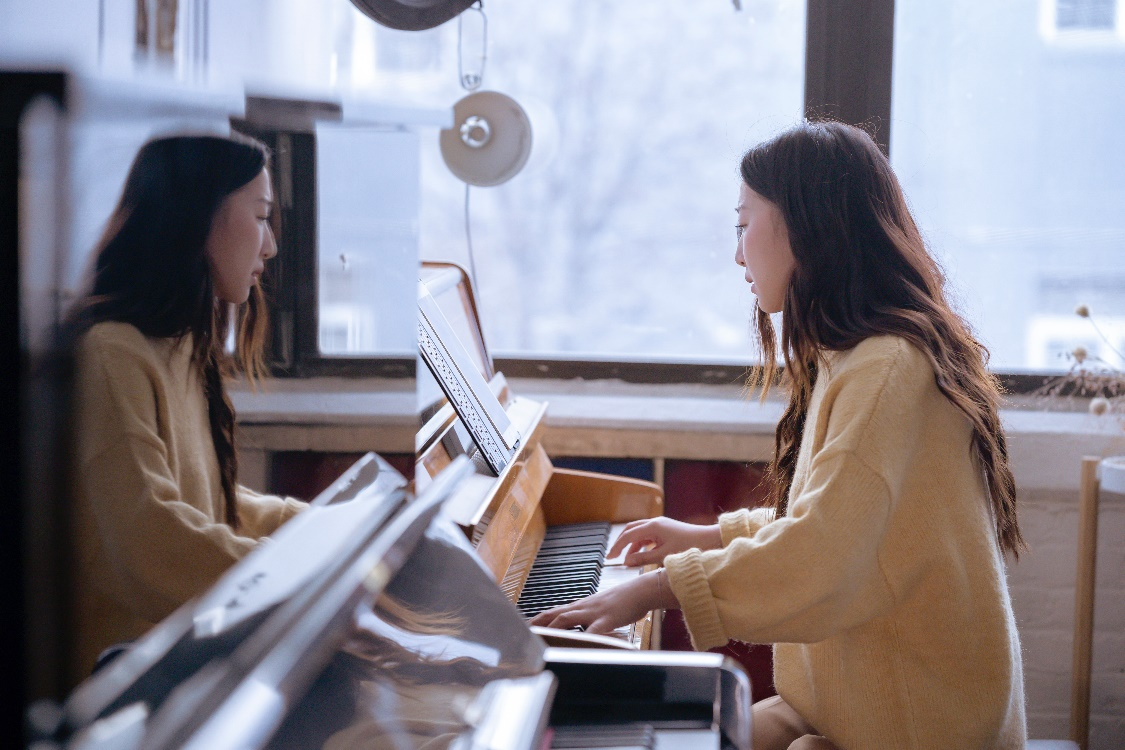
left=605, top=523, right=630, bottom=565
left=596, top=564, right=643, bottom=592
left=653, top=729, right=719, bottom=750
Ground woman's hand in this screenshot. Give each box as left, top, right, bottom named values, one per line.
left=528, top=570, right=678, bottom=635
left=608, top=518, right=722, bottom=567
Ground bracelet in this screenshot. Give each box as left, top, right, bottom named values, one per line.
left=655, top=568, right=667, bottom=606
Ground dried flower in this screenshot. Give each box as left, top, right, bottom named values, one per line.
left=1033, top=306, right=1123, bottom=424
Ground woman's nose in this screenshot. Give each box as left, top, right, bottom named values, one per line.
left=734, top=244, right=745, bottom=267
left=262, top=224, right=278, bottom=259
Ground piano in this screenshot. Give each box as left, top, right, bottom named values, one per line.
left=42, top=451, right=752, bottom=750
left=415, top=262, right=666, bottom=649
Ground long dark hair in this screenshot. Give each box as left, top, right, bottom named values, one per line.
left=68, top=134, right=272, bottom=530
left=741, top=120, right=1023, bottom=557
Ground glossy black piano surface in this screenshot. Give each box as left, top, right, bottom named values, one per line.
left=46, top=454, right=751, bottom=750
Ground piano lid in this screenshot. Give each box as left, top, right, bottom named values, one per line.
left=64, top=455, right=555, bottom=750
left=420, top=262, right=493, bottom=382
left=248, top=502, right=550, bottom=750
left=156, top=456, right=545, bottom=750
left=62, top=453, right=409, bottom=736
left=192, top=455, right=408, bottom=638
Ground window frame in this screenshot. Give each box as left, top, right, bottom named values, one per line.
left=235, top=96, right=417, bottom=379
left=279, top=0, right=1087, bottom=391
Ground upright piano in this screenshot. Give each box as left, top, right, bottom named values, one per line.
left=45, top=452, right=752, bottom=750
left=415, top=262, right=666, bottom=649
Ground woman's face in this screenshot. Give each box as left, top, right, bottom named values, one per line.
left=734, top=182, right=795, bottom=315
left=205, top=168, right=276, bottom=304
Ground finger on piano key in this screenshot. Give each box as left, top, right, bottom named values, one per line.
left=605, top=523, right=632, bottom=565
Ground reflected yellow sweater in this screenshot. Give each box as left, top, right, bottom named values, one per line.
left=664, top=336, right=1026, bottom=750
left=70, top=322, right=305, bottom=687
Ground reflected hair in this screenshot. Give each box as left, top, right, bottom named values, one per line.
left=741, top=120, right=1023, bottom=557
left=68, top=134, right=273, bottom=530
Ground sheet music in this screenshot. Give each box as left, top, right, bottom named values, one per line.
left=418, top=285, right=521, bottom=474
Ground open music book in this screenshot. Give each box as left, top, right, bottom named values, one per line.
left=418, top=279, right=521, bottom=475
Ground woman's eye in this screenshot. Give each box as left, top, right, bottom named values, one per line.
left=735, top=225, right=746, bottom=241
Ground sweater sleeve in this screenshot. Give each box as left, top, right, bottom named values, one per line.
left=665, top=340, right=932, bottom=650
left=718, top=507, right=774, bottom=545
left=236, top=486, right=306, bottom=538
left=76, top=338, right=260, bottom=623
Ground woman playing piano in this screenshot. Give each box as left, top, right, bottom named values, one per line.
left=65, top=135, right=305, bottom=686
left=532, top=121, right=1026, bottom=750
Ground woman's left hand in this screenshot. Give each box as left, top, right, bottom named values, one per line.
left=528, top=570, right=678, bottom=635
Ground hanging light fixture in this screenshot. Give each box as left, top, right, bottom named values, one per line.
left=440, top=91, right=532, bottom=187
left=347, top=0, right=476, bottom=31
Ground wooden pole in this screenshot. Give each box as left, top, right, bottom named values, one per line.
left=1070, top=456, right=1101, bottom=750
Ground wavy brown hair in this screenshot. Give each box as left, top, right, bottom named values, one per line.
left=741, top=121, right=1023, bottom=557
left=67, top=134, right=273, bottom=530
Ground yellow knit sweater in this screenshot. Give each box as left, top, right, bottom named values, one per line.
left=69, top=322, right=305, bottom=687
left=664, top=335, right=1026, bottom=750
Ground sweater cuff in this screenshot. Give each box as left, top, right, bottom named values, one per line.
left=280, top=497, right=307, bottom=524
left=664, top=548, right=728, bottom=651
left=718, top=510, right=753, bottom=546
left=718, top=507, right=775, bottom=546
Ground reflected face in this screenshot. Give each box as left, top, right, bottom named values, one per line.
left=205, top=168, right=276, bottom=304
left=734, top=182, right=795, bottom=315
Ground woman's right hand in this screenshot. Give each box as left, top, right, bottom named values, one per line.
left=608, top=518, right=722, bottom=568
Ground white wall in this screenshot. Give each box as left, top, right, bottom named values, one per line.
left=0, top=0, right=99, bottom=66
left=1012, top=485, right=1125, bottom=746
left=0, top=0, right=379, bottom=91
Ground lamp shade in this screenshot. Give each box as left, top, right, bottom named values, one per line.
left=1103, top=455, right=1125, bottom=495
left=348, top=0, right=476, bottom=31
left=440, top=91, right=533, bottom=187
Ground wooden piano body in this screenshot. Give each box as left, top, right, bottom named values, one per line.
left=415, top=261, right=665, bottom=649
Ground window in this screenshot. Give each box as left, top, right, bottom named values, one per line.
left=316, top=125, right=419, bottom=357
left=394, top=1, right=807, bottom=362
left=1055, top=0, right=1117, bottom=31
left=892, top=0, right=1125, bottom=371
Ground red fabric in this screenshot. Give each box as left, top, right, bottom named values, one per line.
left=662, top=459, right=777, bottom=700
left=270, top=451, right=414, bottom=501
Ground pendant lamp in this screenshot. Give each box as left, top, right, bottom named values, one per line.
left=348, top=0, right=476, bottom=31
left=440, top=91, right=532, bottom=188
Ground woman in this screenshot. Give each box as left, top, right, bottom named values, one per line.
left=532, top=121, right=1026, bottom=749
left=67, top=134, right=305, bottom=686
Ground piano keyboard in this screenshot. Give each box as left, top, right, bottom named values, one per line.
left=551, top=724, right=656, bottom=750
left=515, top=522, right=644, bottom=641
left=550, top=725, right=719, bottom=750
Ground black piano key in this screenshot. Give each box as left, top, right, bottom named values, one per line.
left=519, top=586, right=598, bottom=603
left=534, top=547, right=605, bottom=559
left=519, top=588, right=597, bottom=605
left=518, top=586, right=597, bottom=604
left=526, top=562, right=602, bottom=578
